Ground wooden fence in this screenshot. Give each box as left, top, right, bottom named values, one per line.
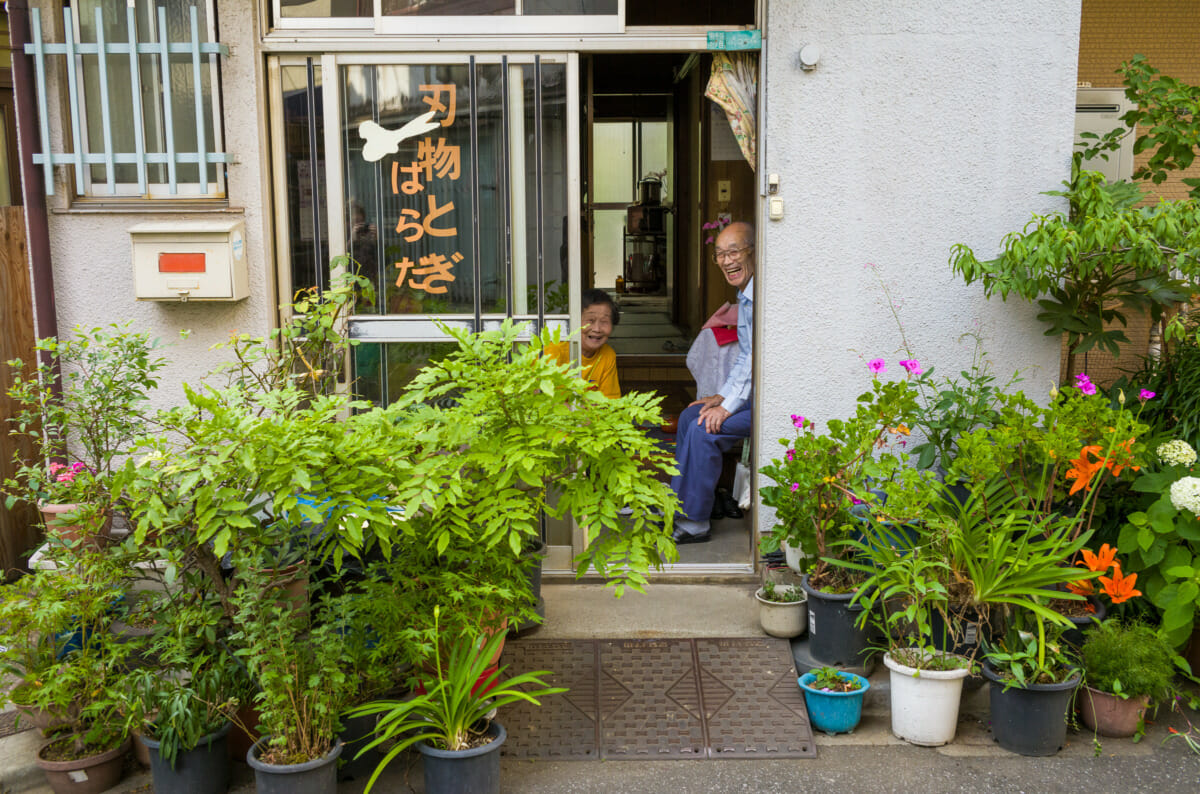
left=0, top=205, right=40, bottom=579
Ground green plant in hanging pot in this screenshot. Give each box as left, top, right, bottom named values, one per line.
left=348, top=606, right=566, bottom=794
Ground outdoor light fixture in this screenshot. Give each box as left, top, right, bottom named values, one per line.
left=799, top=44, right=821, bottom=71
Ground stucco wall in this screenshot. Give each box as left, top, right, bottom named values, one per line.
left=757, top=2, right=1079, bottom=526
left=38, top=1, right=272, bottom=410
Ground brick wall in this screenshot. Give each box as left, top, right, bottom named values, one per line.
left=1068, top=1, right=1200, bottom=384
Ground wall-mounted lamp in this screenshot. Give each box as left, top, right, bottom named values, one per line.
left=799, top=44, right=822, bottom=71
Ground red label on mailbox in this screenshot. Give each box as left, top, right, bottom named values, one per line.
left=158, top=252, right=206, bottom=273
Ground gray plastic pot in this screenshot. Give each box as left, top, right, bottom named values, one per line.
left=142, top=721, right=232, bottom=794
left=418, top=721, right=506, bottom=794
left=247, top=737, right=343, bottom=794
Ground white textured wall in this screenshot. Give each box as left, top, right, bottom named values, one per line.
left=40, top=1, right=271, bottom=410
left=757, top=2, right=1081, bottom=527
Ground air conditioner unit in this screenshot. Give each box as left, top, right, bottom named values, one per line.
left=1075, top=88, right=1135, bottom=183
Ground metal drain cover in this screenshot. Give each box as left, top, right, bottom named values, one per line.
left=499, top=637, right=816, bottom=761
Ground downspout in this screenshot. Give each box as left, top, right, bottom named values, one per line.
left=7, top=0, right=60, bottom=366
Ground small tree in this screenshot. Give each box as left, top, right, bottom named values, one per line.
left=950, top=58, right=1200, bottom=381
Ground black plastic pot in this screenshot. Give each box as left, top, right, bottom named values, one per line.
left=336, top=710, right=382, bottom=782
left=800, top=575, right=877, bottom=668
left=1060, top=597, right=1106, bottom=650
left=982, top=662, right=1080, bottom=756
left=247, top=738, right=343, bottom=794
left=143, top=722, right=232, bottom=794
left=418, top=721, right=505, bottom=794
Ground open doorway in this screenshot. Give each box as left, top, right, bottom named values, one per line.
left=582, top=52, right=757, bottom=568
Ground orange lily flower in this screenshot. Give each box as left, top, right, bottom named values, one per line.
left=1065, top=445, right=1105, bottom=495
left=1099, top=563, right=1142, bottom=604
left=1067, top=579, right=1096, bottom=596
left=1079, top=543, right=1118, bottom=573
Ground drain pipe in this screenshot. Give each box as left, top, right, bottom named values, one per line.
left=7, top=0, right=60, bottom=365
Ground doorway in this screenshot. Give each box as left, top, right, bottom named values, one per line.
left=582, top=52, right=757, bottom=569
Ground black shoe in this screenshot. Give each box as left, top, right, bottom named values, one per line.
left=709, top=499, right=727, bottom=520
left=672, top=527, right=711, bottom=544
left=716, top=488, right=743, bottom=519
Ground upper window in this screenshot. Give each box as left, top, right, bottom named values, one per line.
left=26, top=1, right=228, bottom=199
left=273, top=0, right=624, bottom=33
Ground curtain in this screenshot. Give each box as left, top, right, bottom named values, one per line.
left=704, top=52, right=757, bottom=170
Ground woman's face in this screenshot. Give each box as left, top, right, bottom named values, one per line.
left=580, top=303, right=614, bottom=358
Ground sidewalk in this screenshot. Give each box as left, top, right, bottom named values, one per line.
left=3, top=584, right=1198, bottom=793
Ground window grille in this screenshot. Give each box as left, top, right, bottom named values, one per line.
left=25, top=3, right=229, bottom=197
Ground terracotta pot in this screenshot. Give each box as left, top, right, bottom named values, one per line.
left=39, top=503, right=111, bottom=550
left=1078, top=685, right=1149, bottom=738
left=35, top=735, right=131, bottom=794
left=228, top=702, right=262, bottom=763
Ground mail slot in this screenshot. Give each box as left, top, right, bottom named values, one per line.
left=158, top=252, right=207, bottom=273
left=130, top=219, right=247, bottom=301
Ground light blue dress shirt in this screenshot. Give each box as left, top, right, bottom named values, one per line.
left=718, top=276, right=753, bottom=415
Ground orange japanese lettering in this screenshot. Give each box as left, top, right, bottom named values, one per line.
left=417, top=138, right=461, bottom=181
left=419, top=84, right=457, bottom=127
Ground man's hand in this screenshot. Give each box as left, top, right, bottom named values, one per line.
left=689, top=394, right=724, bottom=410
left=698, top=404, right=731, bottom=433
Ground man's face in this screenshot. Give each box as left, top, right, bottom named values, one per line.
left=714, top=227, right=755, bottom=291
left=581, top=303, right=614, bottom=357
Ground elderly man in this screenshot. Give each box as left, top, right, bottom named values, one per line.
left=671, top=221, right=755, bottom=543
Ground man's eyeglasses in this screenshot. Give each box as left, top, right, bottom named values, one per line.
left=713, top=245, right=753, bottom=264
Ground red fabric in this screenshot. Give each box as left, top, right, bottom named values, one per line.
left=710, top=325, right=738, bottom=346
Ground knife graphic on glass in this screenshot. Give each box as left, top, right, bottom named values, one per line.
left=358, top=110, right=441, bottom=163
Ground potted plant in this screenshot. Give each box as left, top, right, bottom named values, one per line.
left=835, top=532, right=973, bottom=746
left=982, top=616, right=1082, bottom=757
left=233, top=559, right=356, bottom=794
left=755, top=580, right=807, bottom=638
left=759, top=369, right=920, bottom=669
left=1079, top=620, right=1178, bottom=739
left=123, top=594, right=247, bottom=794
left=348, top=607, right=565, bottom=794
left=0, top=554, right=140, bottom=793
left=797, top=666, right=870, bottom=735
left=3, top=323, right=165, bottom=550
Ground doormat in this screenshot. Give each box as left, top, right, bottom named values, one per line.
left=498, top=637, right=816, bottom=760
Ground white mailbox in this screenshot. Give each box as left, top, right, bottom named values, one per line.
left=130, top=219, right=248, bottom=301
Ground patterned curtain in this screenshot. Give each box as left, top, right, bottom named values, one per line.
left=704, top=52, right=757, bottom=170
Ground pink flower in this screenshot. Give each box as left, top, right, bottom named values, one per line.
left=850, top=496, right=864, bottom=505
left=791, top=414, right=806, bottom=429
left=1075, top=372, right=1097, bottom=396
left=786, top=449, right=795, bottom=462
left=868, top=358, right=887, bottom=375
left=899, top=359, right=923, bottom=376
left=1139, top=389, right=1156, bottom=401
left=790, top=483, right=800, bottom=492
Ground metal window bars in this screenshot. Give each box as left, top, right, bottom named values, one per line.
left=25, top=4, right=230, bottom=197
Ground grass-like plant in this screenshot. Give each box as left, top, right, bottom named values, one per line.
left=347, top=607, right=566, bottom=792
left=1081, top=620, right=1177, bottom=702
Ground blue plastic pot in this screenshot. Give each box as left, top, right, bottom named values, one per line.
left=798, top=671, right=870, bottom=735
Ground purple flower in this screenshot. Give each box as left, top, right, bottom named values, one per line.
left=1075, top=372, right=1097, bottom=396
left=868, top=358, right=887, bottom=375
left=1139, top=389, right=1156, bottom=401
left=790, top=483, right=800, bottom=492
left=791, top=414, right=806, bottom=429
left=899, top=359, right=923, bottom=376
left=850, top=496, right=864, bottom=505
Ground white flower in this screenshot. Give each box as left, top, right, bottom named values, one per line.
left=1157, top=440, right=1197, bottom=467
left=1169, top=476, right=1200, bottom=515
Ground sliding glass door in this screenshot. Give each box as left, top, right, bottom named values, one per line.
left=269, top=52, right=581, bottom=567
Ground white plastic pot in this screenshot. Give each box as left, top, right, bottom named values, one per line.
left=883, top=650, right=971, bottom=746
left=781, top=540, right=804, bottom=574
left=755, top=586, right=808, bottom=638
